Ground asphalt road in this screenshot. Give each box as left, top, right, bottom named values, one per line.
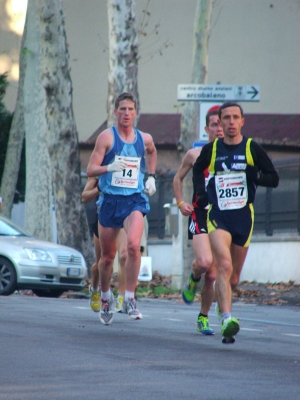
left=1, top=294, right=299, bottom=400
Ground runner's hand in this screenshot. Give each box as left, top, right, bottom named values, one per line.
left=144, top=176, right=156, bottom=196
left=107, top=159, right=127, bottom=172
left=179, top=202, right=193, bottom=216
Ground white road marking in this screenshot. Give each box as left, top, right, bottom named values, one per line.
left=163, top=318, right=185, bottom=322
left=239, top=317, right=300, bottom=327
left=284, top=334, right=300, bottom=338
left=241, top=328, right=262, bottom=332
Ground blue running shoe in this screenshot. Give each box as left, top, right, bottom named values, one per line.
left=197, top=315, right=215, bottom=335
left=182, top=274, right=200, bottom=304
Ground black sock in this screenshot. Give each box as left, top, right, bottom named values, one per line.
left=199, top=313, right=208, bottom=318
left=191, top=273, right=201, bottom=282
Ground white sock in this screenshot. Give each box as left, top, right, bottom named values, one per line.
left=125, top=290, right=135, bottom=301
left=221, top=312, right=231, bottom=321
left=91, top=286, right=99, bottom=292
left=101, top=289, right=111, bottom=300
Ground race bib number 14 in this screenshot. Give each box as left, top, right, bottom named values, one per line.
left=215, top=172, right=248, bottom=210
left=111, top=156, right=140, bottom=188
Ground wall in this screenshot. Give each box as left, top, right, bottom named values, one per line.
left=148, top=203, right=300, bottom=287
left=240, top=236, right=300, bottom=284
left=148, top=235, right=300, bottom=287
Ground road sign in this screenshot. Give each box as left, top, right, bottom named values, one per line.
left=177, top=84, right=260, bottom=102
left=193, top=141, right=208, bottom=149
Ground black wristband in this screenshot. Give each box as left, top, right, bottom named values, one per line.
left=148, top=174, right=156, bottom=179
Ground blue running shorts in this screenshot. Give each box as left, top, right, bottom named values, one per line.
left=98, top=193, right=150, bottom=228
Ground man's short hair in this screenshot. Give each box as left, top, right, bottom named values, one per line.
left=205, top=109, right=219, bottom=127
left=114, top=92, right=137, bottom=110
left=218, top=101, right=244, bottom=118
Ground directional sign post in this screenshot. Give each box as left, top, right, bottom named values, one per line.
left=177, top=84, right=260, bottom=102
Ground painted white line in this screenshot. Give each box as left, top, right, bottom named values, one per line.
left=163, top=318, right=185, bottom=322
left=284, top=334, right=300, bottom=338
left=239, top=317, right=300, bottom=328
left=241, top=328, right=262, bottom=332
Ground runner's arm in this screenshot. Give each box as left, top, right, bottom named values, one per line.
left=250, top=141, right=279, bottom=188
left=193, top=143, right=212, bottom=198
left=82, top=177, right=99, bottom=203
left=173, top=150, right=197, bottom=216
left=143, top=133, right=157, bottom=175
left=86, top=130, right=114, bottom=177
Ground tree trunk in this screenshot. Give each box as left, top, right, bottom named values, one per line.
left=107, top=0, right=140, bottom=126
left=180, top=0, right=213, bottom=287
left=37, top=0, right=94, bottom=266
left=0, top=18, right=27, bottom=218
left=23, top=0, right=53, bottom=240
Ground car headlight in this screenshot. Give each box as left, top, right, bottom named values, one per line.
left=25, top=248, right=52, bottom=261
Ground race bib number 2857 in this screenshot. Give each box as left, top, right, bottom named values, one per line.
left=215, top=172, right=248, bottom=210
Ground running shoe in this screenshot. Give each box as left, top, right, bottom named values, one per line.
left=115, top=294, right=124, bottom=313
left=89, top=285, right=101, bottom=313
left=197, top=315, right=215, bottom=335
left=221, top=317, right=240, bottom=338
left=125, top=298, right=143, bottom=320
left=182, top=274, right=200, bottom=304
left=222, top=336, right=236, bottom=344
left=100, top=293, right=114, bottom=325
left=215, top=302, right=222, bottom=321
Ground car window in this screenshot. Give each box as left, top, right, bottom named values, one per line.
left=0, top=219, right=29, bottom=236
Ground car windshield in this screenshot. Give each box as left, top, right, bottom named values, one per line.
left=0, top=217, right=30, bottom=237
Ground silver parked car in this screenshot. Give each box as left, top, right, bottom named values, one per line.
left=0, top=216, right=87, bottom=297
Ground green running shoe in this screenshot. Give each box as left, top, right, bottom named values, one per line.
left=197, top=315, right=215, bottom=335
left=182, top=274, right=200, bottom=304
left=222, top=336, right=236, bottom=344
left=221, top=317, right=240, bottom=338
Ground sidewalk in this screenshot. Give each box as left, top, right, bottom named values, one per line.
left=134, top=272, right=300, bottom=307
left=233, top=281, right=300, bottom=307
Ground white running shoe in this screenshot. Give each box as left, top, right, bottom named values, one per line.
left=100, top=293, right=114, bottom=325
left=125, top=298, right=143, bottom=320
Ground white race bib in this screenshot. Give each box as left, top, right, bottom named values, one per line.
left=215, top=172, right=248, bottom=210
left=111, top=156, right=140, bottom=188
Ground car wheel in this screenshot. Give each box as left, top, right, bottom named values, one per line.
left=32, top=289, right=65, bottom=298
left=0, top=257, right=17, bottom=296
